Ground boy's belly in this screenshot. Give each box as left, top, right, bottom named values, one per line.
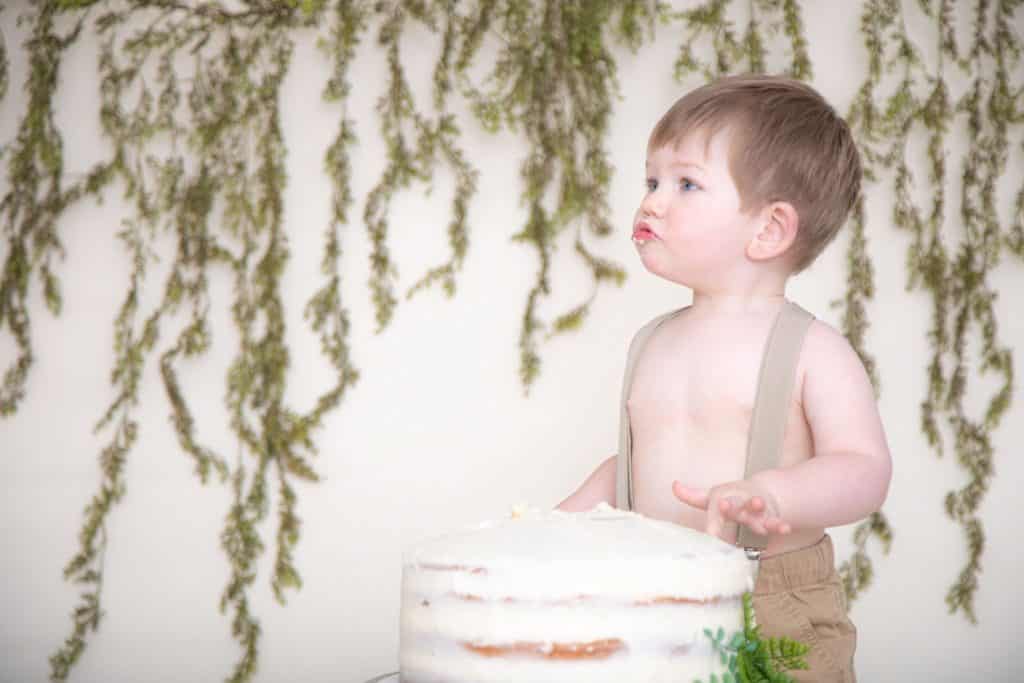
left=630, top=407, right=824, bottom=557
left=632, top=419, right=747, bottom=527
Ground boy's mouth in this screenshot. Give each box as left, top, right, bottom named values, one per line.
left=632, top=221, right=657, bottom=243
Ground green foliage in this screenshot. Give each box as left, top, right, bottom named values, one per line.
left=460, top=0, right=633, bottom=389
left=936, top=0, right=1021, bottom=622
left=0, top=2, right=92, bottom=419
left=694, top=593, right=810, bottom=683
left=363, top=0, right=478, bottom=330
left=838, top=0, right=1022, bottom=620
left=305, top=0, right=366, bottom=429
left=15, top=2, right=355, bottom=681
left=0, top=1, right=1019, bottom=681
left=669, top=0, right=812, bottom=82
left=838, top=511, right=892, bottom=602
left=834, top=0, right=898, bottom=605
left=0, top=5, right=7, bottom=104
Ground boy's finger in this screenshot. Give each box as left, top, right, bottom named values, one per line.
left=671, top=481, right=709, bottom=509
left=743, top=496, right=766, bottom=514
left=765, top=518, right=792, bottom=535
left=728, top=506, right=762, bottom=534
left=705, top=508, right=724, bottom=540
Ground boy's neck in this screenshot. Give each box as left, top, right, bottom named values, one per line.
left=681, top=258, right=794, bottom=316
left=689, top=292, right=785, bottom=315
left=689, top=277, right=789, bottom=316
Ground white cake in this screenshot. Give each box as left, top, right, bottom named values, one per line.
left=399, top=503, right=755, bottom=682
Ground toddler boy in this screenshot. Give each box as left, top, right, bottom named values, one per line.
left=558, top=74, right=892, bottom=682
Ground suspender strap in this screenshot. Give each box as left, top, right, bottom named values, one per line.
left=737, top=301, right=814, bottom=550
left=615, top=309, right=685, bottom=511
left=614, top=301, right=814, bottom=552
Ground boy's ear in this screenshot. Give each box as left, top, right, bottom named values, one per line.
left=746, top=201, right=799, bottom=263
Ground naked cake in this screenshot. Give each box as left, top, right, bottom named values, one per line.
left=398, top=503, right=755, bottom=682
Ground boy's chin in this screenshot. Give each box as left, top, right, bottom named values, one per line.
left=636, top=255, right=693, bottom=289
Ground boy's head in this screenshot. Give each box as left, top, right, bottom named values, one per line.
left=638, top=74, right=860, bottom=276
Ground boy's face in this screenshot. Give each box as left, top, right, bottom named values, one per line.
left=633, top=128, right=762, bottom=289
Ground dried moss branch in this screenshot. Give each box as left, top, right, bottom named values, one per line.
left=159, top=165, right=233, bottom=485
left=835, top=0, right=909, bottom=605
left=0, top=4, right=8, bottom=104
left=49, top=122, right=164, bottom=681
left=42, top=2, right=353, bottom=681
left=0, top=4, right=1015, bottom=682
left=210, top=22, right=312, bottom=681
left=302, top=0, right=365, bottom=431
left=405, top=0, right=479, bottom=302
left=668, top=0, right=810, bottom=81
left=0, top=8, right=117, bottom=679
left=363, top=1, right=479, bottom=328
left=614, top=0, right=659, bottom=51
left=841, top=0, right=1021, bottom=618
left=936, top=0, right=1020, bottom=621
left=671, top=0, right=744, bottom=80
left=463, top=0, right=627, bottom=389
left=0, top=2, right=98, bottom=418
left=49, top=1, right=200, bottom=675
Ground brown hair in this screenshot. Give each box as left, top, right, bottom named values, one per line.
left=649, top=74, right=861, bottom=273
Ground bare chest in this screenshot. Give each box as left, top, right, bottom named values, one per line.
left=626, top=313, right=813, bottom=520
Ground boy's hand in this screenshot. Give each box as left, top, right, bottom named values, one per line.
left=671, top=479, right=792, bottom=543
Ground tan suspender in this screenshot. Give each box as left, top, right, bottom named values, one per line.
left=616, top=300, right=814, bottom=553
left=735, top=301, right=814, bottom=549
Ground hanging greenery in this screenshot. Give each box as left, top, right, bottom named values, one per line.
left=457, top=0, right=644, bottom=386
left=0, top=1, right=1021, bottom=681
left=668, top=0, right=811, bottom=81
left=24, top=2, right=355, bottom=680
left=838, top=0, right=1022, bottom=621
left=363, top=0, right=477, bottom=331
left=833, top=0, right=898, bottom=605
left=0, top=6, right=8, bottom=107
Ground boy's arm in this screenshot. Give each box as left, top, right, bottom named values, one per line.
left=675, top=321, right=892, bottom=537
left=556, top=455, right=617, bottom=511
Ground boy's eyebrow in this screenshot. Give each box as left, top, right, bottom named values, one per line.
left=644, top=161, right=706, bottom=172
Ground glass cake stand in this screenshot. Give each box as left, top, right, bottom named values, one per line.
left=363, top=672, right=399, bottom=682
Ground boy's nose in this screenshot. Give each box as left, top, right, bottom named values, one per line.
left=640, top=190, right=665, bottom=218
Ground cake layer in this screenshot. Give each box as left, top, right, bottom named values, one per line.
left=400, top=638, right=727, bottom=683
left=402, top=504, right=754, bottom=601
left=401, top=589, right=742, bottom=644
left=398, top=504, right=755, bottom=683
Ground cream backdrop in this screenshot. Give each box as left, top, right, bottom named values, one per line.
left=2, top=3, right=1022, bottom=682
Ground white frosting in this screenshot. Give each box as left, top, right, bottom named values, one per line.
left=399, top=504, right=756, bottom=682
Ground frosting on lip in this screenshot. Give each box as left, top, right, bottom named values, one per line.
left=633, top=220, right=656, bottom=240
left=630, top=223, right=655, bottom=241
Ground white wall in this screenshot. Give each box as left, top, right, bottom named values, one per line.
left=2, top=3, right=1022, bottom=682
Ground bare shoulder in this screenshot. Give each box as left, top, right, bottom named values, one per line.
left=799, top=318, right=888, bottom=455
left=800, top=319, right=870, bottom=383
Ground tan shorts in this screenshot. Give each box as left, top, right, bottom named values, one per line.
left=752, top=534, right=857, bottom=683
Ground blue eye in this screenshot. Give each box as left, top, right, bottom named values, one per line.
left=680, top=178, right=698, bottom=191
left=645, top=178, right=657, bottom=192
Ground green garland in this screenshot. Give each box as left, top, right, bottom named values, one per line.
left=459, top=0, right=639, bottom=387
left=0, top=4, right=7, bottom=105
left=838, top=0, right=1022, bottom=621
left=0, top=1, right=1020, bottom=681
left=364, top=0, right=477, bottom=331
left=670, top=0, right=811, bottom=81
left=833, top=0, right=897, bottom=604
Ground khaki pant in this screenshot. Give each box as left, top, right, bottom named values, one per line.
left=752, top=535, right=857, bottom=682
